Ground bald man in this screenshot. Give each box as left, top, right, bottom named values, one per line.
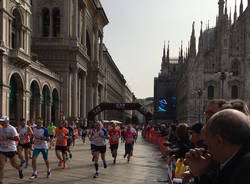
left=203, top=109, right=250, bottom=184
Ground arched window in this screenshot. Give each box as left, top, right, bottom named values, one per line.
left=52, top=8, right=60, bottom=37
left=231, top=60, right=240, bottom=76
left=42, top=8, right=50, bottom=37
left=232, top=85, right=238, bottom=99
left=208, top=86, right=214, bottom=99
left=12, top=9, right=22, bottom=49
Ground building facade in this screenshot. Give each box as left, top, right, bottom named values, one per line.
left=0, top=0, right=133, bottom=126
left=155, top=0, right=250, bottom=125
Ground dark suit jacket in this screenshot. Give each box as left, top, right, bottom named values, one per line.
left=215, top=144, right=250, bottom=184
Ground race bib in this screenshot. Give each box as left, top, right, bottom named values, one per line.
left=34, top=138, right=43, bottom=146
left=0, top=141, right=8, bottom=148
left=112, top=135, right=118, bottom=141
left=57, top=134, right=63, bottom=141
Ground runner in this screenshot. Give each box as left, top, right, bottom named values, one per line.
left=55, top=122, right=68, bottom=169
left=88, top=125, right=95, bottom=162
left=72, top=121, right=77, bottom=147
left=124, top=124, right=136, bottom=162
left=64, top=120, right=73, bottom=159
left=30, top=119, right=51, bottom=179
left=27, top=119, right=36, bottom=159
left=17, top=118, right=33, bottom=169
left=0, top=116, right=23, bottom=184
left=89, top=121, right=108, bottom=178
left=81, top=126, right=87, bottom=144
left=108, top=123, right=120, bottom=164
left=47, top=122, right=56, bottom=149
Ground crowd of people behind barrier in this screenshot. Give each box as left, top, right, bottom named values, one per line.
left=143, top=99, right=250, bottom=184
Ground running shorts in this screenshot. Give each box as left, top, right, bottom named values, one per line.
left=32, top=148, right=48, bottom=160
left=110, top=144, right=119, bottom=152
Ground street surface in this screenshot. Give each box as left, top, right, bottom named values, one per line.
left=4, top=134, right=168, bottom=184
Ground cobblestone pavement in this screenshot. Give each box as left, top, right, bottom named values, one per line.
left=4, top=134, right=168, bottom=184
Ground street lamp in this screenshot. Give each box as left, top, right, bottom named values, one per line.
left=197, top=89, right=202, bottom=123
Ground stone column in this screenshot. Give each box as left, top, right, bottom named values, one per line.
left=72, top=68, right=78, bottom=118
left=47, top=99, right=52, bottom=124
left=82, top=7, right=86, bottom=47
left=93, top=83, right=98, bottom=107
left=73, top=0, right=78, bottom=39
left=83, top=73, right=86, bottom=118
left=86, top=75, right=93, bottom=113
left=94, top=27, right=99, bottom=63
left=78, top=76, right=81, bottom=117
left=25, top=91, right=30, bottom=121
left=99, top=34, right=103, bottom=65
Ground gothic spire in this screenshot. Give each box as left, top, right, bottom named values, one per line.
left=167, top=41, right=170, bottom=63
left=162, top=41, right=166, bottom=61
left=229, top=7, right=232, bottom=24
left=218, top=0, right=225, bottom=18
left=198, top=21, right=203, bottom=53
left=234, top=0, right=238, bottom=23
left=181, top=40, right=183, bottom=58
left=240, top=0, right=243, bottom=15
left=225, top=0, right=228, bottom=16
left=190, top=22, right=196, bottom=57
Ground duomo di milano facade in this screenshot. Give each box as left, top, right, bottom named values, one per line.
left=0, top=0, right=134, bottom=126
left=155, top=0, right=250, bottom=124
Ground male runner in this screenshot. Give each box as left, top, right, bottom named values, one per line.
left=64, top=120, right=73, bottom=159
left=0, top=116, right=23, bottom=184
left=17, top=118, right=33, bottom=168
left=55, top=122, right=68, bottom=169
left=47, top=122, right=56, bottom=149
left=108, top=123, right=120, bottom=164
left=30, top=119, right=51, bottom=179
left=89, top=121, right=107, bottom=178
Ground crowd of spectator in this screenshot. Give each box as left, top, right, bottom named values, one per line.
left=143, top=99, right=250, bottom=184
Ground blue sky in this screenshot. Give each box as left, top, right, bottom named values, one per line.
left=101, top=0, right=248, bottom=99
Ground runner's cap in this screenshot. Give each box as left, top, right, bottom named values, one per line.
left=0, top=116, right=9, bottom=121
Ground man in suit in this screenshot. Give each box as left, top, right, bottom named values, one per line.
left=202, top=109, right=250, bottom=184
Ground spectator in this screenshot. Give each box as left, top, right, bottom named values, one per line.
left=204, top=109, right=250, bottom=184
left=222, top=99, right=250, bottom=116
left=189, top=123, right=204, bottom=148
left=168, top=123, right=191, bottom=159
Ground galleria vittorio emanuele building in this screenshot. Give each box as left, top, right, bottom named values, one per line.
left=0, top=0, right=134, bottom=126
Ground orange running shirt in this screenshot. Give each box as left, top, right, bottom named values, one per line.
left=109, top=129, right=121, bottom=145
left=55, top=127, right=68, bottom=147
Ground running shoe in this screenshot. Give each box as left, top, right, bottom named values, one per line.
left=63, top=163, right=68, bottom=169
left=19, top=169, right=23, bottom=179
left=103, top=162, right=107, bottom=169
left=30, top=173, right=37, bottom=179
left=58, top=160, right=62, bottom=167
left=20, top=160, right=25, bottom=168
left=93, top=172, right=99, bottom=178
left=24, top=163, right=29, bottom=169
left=47, top=170, right=51, bottom=178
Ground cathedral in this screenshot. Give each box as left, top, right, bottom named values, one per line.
left=0, top=0, right=134, bottom=126
left=154, top=0, right=250, bottom=124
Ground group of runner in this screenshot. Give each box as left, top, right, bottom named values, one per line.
left=0, top=115, right=138, bottom=183
left=0, top=116, right=77, bottom=184
left=88, top=121, right=137, bottom=178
